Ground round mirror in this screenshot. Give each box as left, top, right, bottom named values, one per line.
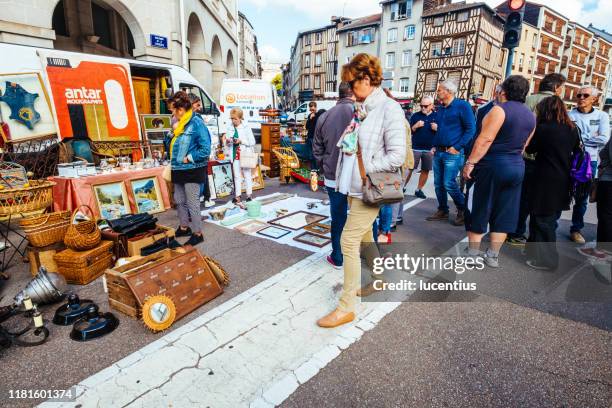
left=142, top=295, right=176, bottom=332
left=150, top=302, right=169, bottom=323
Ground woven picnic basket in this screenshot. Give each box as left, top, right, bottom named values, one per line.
left=54, top=241, right=114, bottom=284
left=0, top=180, right=55, bottom=217
left=20, top=210, right=71, bottom=248
left=64, top=204, right=101, bottom=251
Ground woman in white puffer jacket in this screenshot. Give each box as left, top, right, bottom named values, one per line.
left=317, top=53, right=406, bottom=328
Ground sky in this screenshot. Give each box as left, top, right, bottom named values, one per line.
left=238, top=0, right=612, bottom=64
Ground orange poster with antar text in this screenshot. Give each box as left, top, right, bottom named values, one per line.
left=42, top=55, right=139, bottom=141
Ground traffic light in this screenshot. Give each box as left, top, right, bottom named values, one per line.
left=502, top=0, right=526, bottom=49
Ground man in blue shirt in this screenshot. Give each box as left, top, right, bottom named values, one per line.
left=407, top=95, right=437, bottom=199
left=426, top=79, right=476, bottom=226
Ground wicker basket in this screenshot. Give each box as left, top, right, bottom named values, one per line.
left=0, top=180, right=55, bottom=217
left=20, top=210, right=71, bottom=248
left=54, top=240, right=114, bottom=285
left=64, top=205, right=101, bottom=251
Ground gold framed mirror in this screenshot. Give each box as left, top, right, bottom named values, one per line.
left=141, top=295, right=176, bottom=332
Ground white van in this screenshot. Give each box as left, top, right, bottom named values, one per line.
left=0, top=43, right=221, bottom=143
left=287, top=100, right=337, bottom=122
left=219, top=78, right=276, bottom=135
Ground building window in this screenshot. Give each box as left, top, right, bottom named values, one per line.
left=402, top=50, right=413, bottom=66
left=303, top=53, right=310, bottom=68
left=385, top=52, right=396, bottom=69
left=425, top=73, right=438, bottom=91
left=431, top=41, right=442, bottom=57
left=447, top=71, right=461, bottom=87
left=382, top=79, right=394, bottom=90
left=52, top=0, right=69, bottom=36
left=314, top=75, right=321, bottom=89
left=479, top=76, right=487, bottom=94
left=92, top=2, right=113, bottom=49
left=457, top=11, right=469, bottom=22
left=532, top=33, right=538, bottom=49
left=304, top=34, right=311, bottom=46
left=304, top=75, right=310, bottom=89
left=390, top=1, right=412, bottom=21
left=347, top=31, right=357, bottom=46
left=519, top=53, right=524, bottom=70
left=433, top=16, right=444, bottom=27
left=404, top=25, right=415, bottom=40
left=484, top=41, right=492, bottom=60
left=498, top=48, right=505, bottom=66
left=528, top=56, right=534, bottom=72
left=387, top=28, right=398, bottom=43
left=399, top=78, right=410, bottom=92
left=452, top=37, right=466, bottom=55
left=315, top=52, right=322, bottom=67
left=315, top=32, right=322, bottom=44
left=360, top=28, right=374, bottom=44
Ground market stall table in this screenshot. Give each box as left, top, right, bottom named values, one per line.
left=49, top=167, right=171, bottom=218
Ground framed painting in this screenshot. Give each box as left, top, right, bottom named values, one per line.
left=293, top=232, right=331, bottom=248
left=242, top=165, right=265, bottom=193
left=211, top=162, right=234, bottom=198
left=140, top=114, right=172, bottom=133
left=92, top=181, right=131, bottom=220
left=304, top=223, right=331, bottom=236
left=0, top=72, right=56, bottom=142
left=268, top=211, right=327, bottom=230
left=234, top=220, right=268, bottom=235
left=130, top=176, right=165, bottom=214
left=257, top=226, right=292, bottom=239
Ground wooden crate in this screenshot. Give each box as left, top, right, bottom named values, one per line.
left=126, top=225, right=175, bottom=257
left=26, top=242, right=65, bottom=276
left=104, top=247, right=223, bottom=320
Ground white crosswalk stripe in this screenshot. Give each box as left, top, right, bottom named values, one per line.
left=39, top=252, right=406, bottom=408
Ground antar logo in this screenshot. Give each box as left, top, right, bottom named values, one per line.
left=64, top=87, right=103, bottom=104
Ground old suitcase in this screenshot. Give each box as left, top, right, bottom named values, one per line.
left=104, top=247, right=223, bottom=319
left=26, top=242, right=65, bottom=276
left=54, top=240, right=114, bottom=285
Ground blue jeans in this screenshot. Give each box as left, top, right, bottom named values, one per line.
left=570, top=160, right=597, bottom=233
left=372, top=204, right=393, bottom=242
left=327, top=187, right=348, bottom=266
left=433, top=151, right=465, bottom=212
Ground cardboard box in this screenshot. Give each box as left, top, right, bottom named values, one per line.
left=126, top=225, right=175, bottom=257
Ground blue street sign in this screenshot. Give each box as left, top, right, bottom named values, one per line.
left=150, top=34, right=168, bottom=49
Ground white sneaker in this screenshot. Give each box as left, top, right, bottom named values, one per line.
left=199, top=196, right=205, bottom=203
left=204, top=200, right=216, bottom=208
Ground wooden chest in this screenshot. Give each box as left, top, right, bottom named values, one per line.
left=54, top=241, right=114, bottom=285
left=26, top=242, right=65, bottom=276
left=104, top=248, right=223, bottom=319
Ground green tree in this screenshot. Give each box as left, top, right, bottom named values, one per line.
left=271, top=73, right=282, bottom=92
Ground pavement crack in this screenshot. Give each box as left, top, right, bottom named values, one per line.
left=531, top=365, right=612, bottom=388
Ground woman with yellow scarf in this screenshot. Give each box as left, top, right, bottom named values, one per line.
left=164, top=91, right=211, bottom=246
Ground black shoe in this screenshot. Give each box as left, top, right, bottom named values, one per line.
left=185, top=233, right=204, bottom=246
left=168, top=238, right=182, bottom=249
left=176, top=226, right=192, bottom=237
left=414, top=189, right=427, bottom=199
left=246, top=196, right=253, bottom=202
left=396, top=217, right=403, bottom=225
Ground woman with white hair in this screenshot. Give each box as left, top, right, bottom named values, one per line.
left=226, top=107, right=256, bottom=203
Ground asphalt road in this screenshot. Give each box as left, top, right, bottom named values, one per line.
left=0, top=177, right=609, bottom=408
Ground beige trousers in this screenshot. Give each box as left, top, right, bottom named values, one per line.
left=338, top=197, right=380, bottom=312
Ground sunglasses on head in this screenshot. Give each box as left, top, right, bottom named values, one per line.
left=576, top=93, right=591, bottom=99
left=421, top=104, right=432, bottom=108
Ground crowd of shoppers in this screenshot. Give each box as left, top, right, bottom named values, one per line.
left=161, top=53, right=610, bottom=330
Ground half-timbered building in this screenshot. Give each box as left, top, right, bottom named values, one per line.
left=416, top=2, right=505, bottom=101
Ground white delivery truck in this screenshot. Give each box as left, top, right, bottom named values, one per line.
left=0, top=43, right=221, bottom=145
left=286, top=100, right=337, bottom=122
left=219, top=78, right=276, bottom=136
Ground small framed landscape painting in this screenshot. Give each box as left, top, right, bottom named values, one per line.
left=92, top=181, right=131, bottom=220
left=130, top=176, right=164, bottom=214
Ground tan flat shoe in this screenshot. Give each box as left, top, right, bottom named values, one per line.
left=317, top=309, right=355, bottom=328
left=357, top=280, right=382, bottom=297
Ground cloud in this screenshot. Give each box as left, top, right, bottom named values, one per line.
left=241, top=0, right=381, bottom=21
left=259, top=44, right=284, bottom=63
